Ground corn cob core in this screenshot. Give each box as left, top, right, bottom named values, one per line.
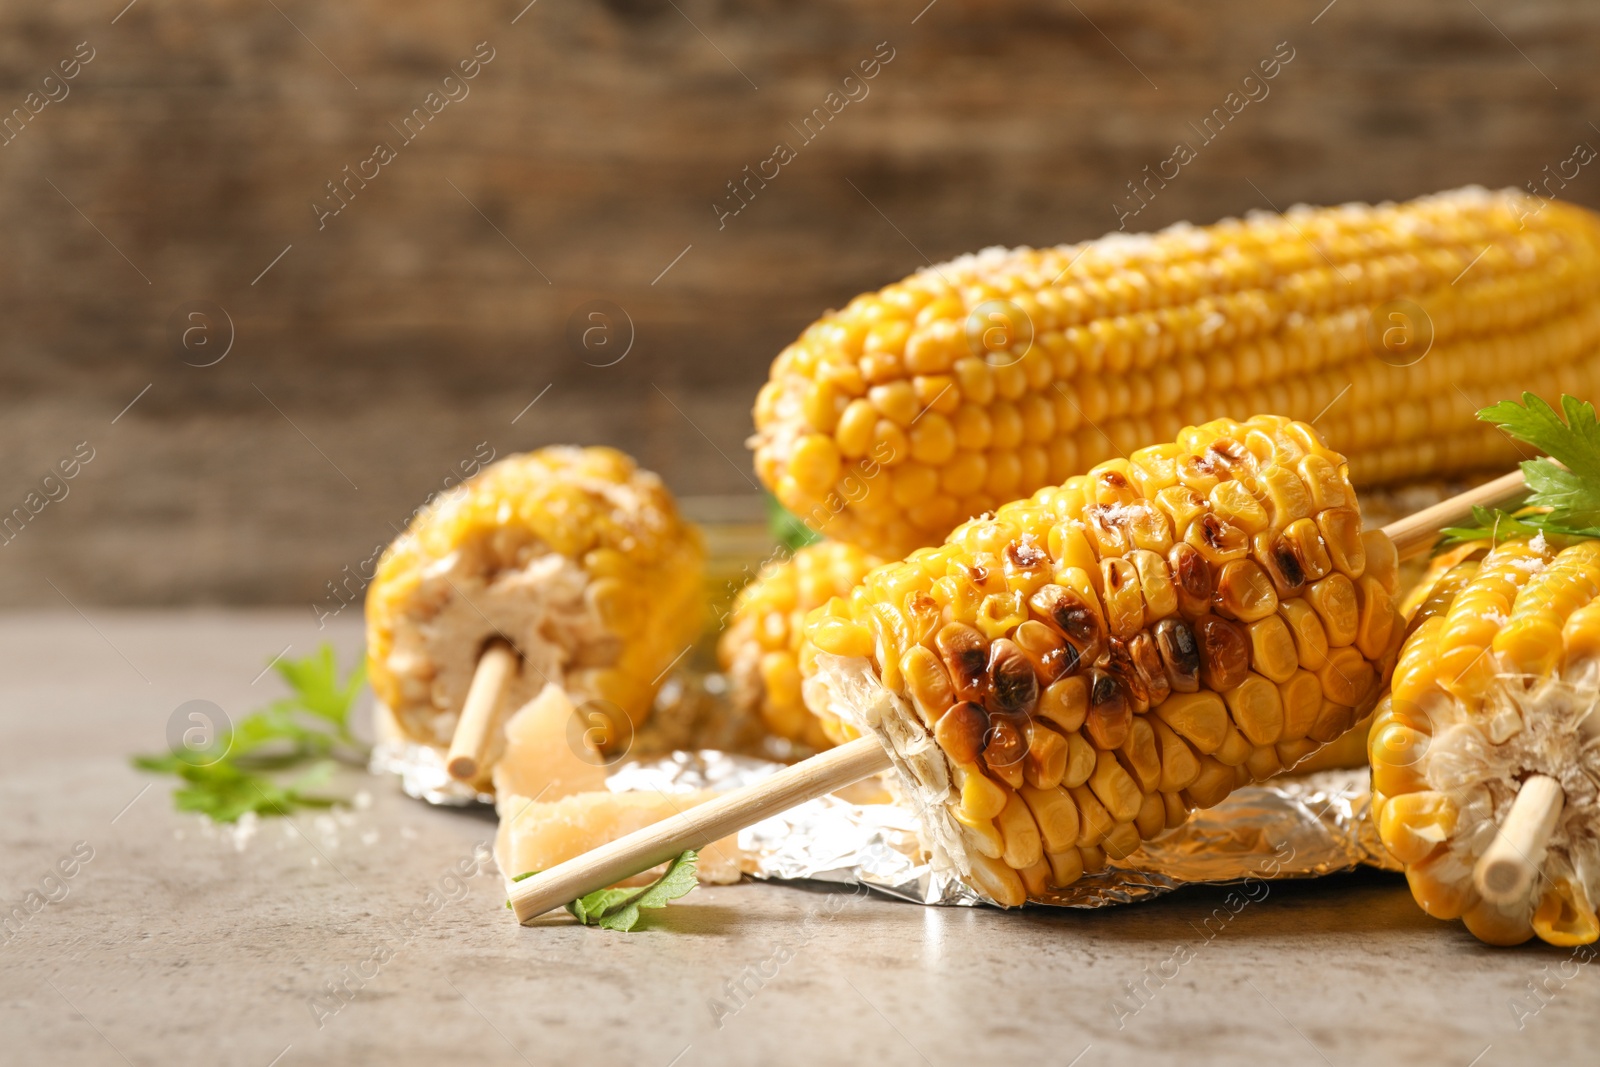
left=752, top=187, right=1600, bottom=559
left=718, top=542, right=882, bottom=750
left=799, top=414, right=1401, bottom=906
left=365, top=447, right=705, bottom=788
left=1371, top=535, right=1600, bottom=947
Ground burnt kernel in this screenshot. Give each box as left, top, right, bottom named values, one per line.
left=1029, top=584, right=1105, bottom=659
left=1193, top=614, right=1251, bottom=692
left=1006, top=536, right=1049, bottom=571
left=936, top=622, right=989, bottom=702
left=1206, top=438, right=1249, bottom=469
left=1102, top=637, right=1149, bottom=705
left=985, top=638, right=1040, bottom=715
left=982, top=710, right=1030, bottom=776
left=1012, top=620, right=1077, bottom=683
left=935, top=701, right=989, bottom=765
left=1168, top=542, right=1214, bottom=616
left=1270, top=535, right=1307, bottom=591
left=1153, top=617, right=1201, bottom=693
left=1084, top=668, right=1132, bottom=749
left=1128, top=631, right=1172, bottom=707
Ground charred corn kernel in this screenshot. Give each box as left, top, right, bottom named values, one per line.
left=1282, top=518, right=1333, bottom=582
left=367, top=447, right=704, bottom=775
left=756, top=192, right=1600, bottom=555
left=801, top=416, right=1395, bottom=901
left=1374, top=532, right=1600, bottom=946
left=1020, top=784, right=1081, bottom=854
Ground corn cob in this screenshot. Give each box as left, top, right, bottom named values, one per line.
left=365, top=447, right=705, bottom=790
left=752, top=187, right=1600, bottom=558
left=1370, top=535, right=1600, bottom=946
left=799, top=414, right=1402, bottom=905
left=718, top=541, right=882, bottom=750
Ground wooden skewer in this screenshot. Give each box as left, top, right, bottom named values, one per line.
left=446, top=639, right=518, bottom=782
left=509, top=470, right=1530, bottom=923
left=1473, top=774, right=1565, bottom=905
left=509, top=736, right=890, bottom=922
left=1384, top=468, right=1527, bottom=561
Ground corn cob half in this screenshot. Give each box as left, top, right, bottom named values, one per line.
left=799, top=414, right=1402, bottom=905
left=718, top=541, right=882, bottom=750
left=366, top=447, right=705, bottom=791
left=752, top=187, right=1600, bottom=558
left=1371, top=535, right=1600, bottom=946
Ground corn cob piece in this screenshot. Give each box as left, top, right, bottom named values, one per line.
left=799, top=414, right=1402, bottom=905
left=719, top=542, right=882, bottom=750
left=752, top=187, right=1600, bottom=558
left=366, top=447, right=705, bottom=792
left=1371, top=535, right=1600, bottom=946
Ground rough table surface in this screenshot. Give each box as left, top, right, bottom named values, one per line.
left=2, top=611, right=1595, bottom=1066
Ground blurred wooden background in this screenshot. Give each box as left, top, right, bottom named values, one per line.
left=2, top=0, right=1598, bottom=607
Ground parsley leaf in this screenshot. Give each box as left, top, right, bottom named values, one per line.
left=507, top=850, right=700, bottom=930
left=1444, top=394, right=1600, bottom=547
left=132, top=644, right=367, bottom=822
left=1480, top=393, right=1600, bottom=527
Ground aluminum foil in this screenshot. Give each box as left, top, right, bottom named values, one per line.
left=375, top=720, right=1398, bottom=908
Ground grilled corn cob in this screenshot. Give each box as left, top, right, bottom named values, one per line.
left=799, top=414, right=1402, bottom=905
left=752, top=187, right=1600, bottom=558
left=366, top=447, right=705, bottom=791
left=719, top=541, right=882, bottom=750
left=1371, top=535, right=1600, bottom=946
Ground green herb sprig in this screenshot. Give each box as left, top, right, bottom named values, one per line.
left=1441, top=393, right=1600, bottom=546
left=510, top=849, right=700, bottom=931
left=133, top=644, right=367, bottom=822
left=766, top=494, right=822, bottom=552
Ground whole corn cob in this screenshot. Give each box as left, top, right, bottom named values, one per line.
left=799, top=414, right=1402, bottom=906
left=752, top=187, right=1600, bottom=558
left=718, top=541, right=882, bottom=750
left=366, top=447, right=705, bottom=791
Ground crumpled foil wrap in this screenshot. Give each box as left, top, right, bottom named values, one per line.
left=375, top=719, right=1399, bottom=908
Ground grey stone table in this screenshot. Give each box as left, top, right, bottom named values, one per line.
left=3, top=612, right=1595, bottom=1066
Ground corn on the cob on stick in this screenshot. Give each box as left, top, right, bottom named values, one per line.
left=797, top=414, right=1402, bottom=905
left=365, top=447, right=705, bottom=792
left=751, top=187, right=1600, bottom=558
left=718, top=541, right=882, bottom=750
left=1370, top=392, right=1600, bottom=947
left=1370, top=535, right=1600, bottom=946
